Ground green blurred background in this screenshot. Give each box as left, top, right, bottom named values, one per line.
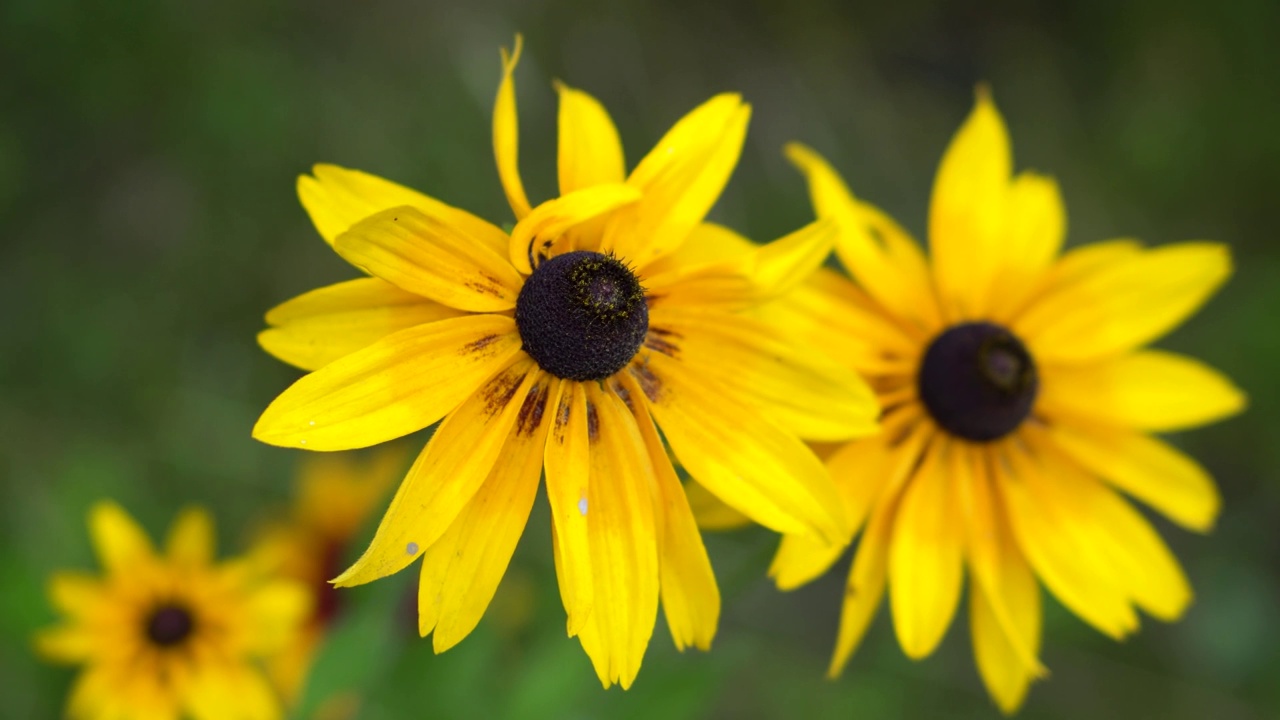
left=3, top=0, right=1277, bottom=718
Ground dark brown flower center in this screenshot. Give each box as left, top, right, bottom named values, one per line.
left=145, top=604, right=195, bottom=647
left=917, top=322, right=1038, bottom=442
left=515, top=251, right=648, bottom=381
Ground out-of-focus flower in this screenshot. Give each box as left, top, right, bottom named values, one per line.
left=757, top=90, right=1245, bottom=713
left=251, top=36, right=878, bottom=688
left=254, top=448, right=404, bottom=705
left=35, top=501, right=310, bottom=720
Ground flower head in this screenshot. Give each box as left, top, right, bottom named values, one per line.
left=763, top=90, right=1245, bottom=713
left=35, top=502, right=311, bottom=720
left=253, top=36, right=878, bottom=688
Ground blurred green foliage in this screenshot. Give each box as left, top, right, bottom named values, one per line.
left=2, top=0, right=1277, bottom=718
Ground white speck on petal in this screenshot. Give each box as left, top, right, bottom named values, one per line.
left=406, top=542, right=419, bottom=555
left=578, top=497, right=588, bottom=516
left=309, top=420, right=316, bottom=426
left=300, top=439, right=307, bottom=445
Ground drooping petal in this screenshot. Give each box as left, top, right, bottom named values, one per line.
left=419, top=374, right=555, bottom=652
left=957, top=444, right=1045, bottom=679
left=331, top=357, right=538, bottom=587
left=784, top=142, right=942, bottom=330
left=259, top=277, right=465, bottom=371
left=493, top=35, right=531, bottom=220
left=507, top=184, right=642, bottom=274
left=334, top=206, right=523, bottom=313
left=1036, top=350, right=1245, bottom=432
left=971, top=572, right=1042, bottom=715
left=89, top=501, right=155, bottom=574
left=253, top=315, right=522, bottom=451
left=888, top=435, right=965, bottom=659
left=616, top=372, right=719, bottom=652
left=636, top=352, right=848, bottom=544
left=1031, top=439, right=1193, bottom=622
left=827, top=488, right=900, bottom=677
left=165, top=507, right=214, bottom=567
left=1043, top=423, right=1220, bottom=532
left=928, top=88, right=1012, bottom=321
left=544, top=380, right=593, bottom=636
left=1016, top=242, right=1232, bottom=363
left=602, top=94, right=751, bottom=268
left=577, top=383, right=660, bottom=689
left=297, top=164, right=508, bottom=255
left=556, top=82, right=626, bottom=194
left=648, top=307, right=879, bottom=442
left=998, top=440, right=1139, bottom=639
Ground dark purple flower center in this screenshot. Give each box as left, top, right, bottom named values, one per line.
left=145, top=604, right=195, bottom=647
left=917, top=322, right=1038, bottom=442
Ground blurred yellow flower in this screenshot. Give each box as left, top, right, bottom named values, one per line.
left=254, top=448, right=404, bottom=704
left=252, top=36, right=878, bottom=688
left=35, top=501, right=311, bottom=720
left=762, top=90, right=1246, bottom=713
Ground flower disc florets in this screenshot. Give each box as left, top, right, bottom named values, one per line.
left=145, top=604, right=195, bottom=647
left=515, top=250, right=648, bottom=381
left=918, top=321, right=1038, bottom=442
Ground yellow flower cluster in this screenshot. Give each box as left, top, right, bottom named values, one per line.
left=37, top=35, right=1243, bottom=719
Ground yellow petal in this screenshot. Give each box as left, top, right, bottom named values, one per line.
left=556, top=82, right=626, bottom=194
left=987, top=172, right=1066, bottom=318
left=928, top=88, right=1012, bottom=320
left=616, top=373, right=719, bottom=652
left=88, top=501, right=155, bottom=574
left=507, top=184, right=642, bottom=274
left=1016, top=242, right=1232, bottom=363
left=758, top=267, right=922, bottom=377
left=768, top=428, right=915, bottom=591
left=636, top=352, right=848, bottom=544
left=165, top=507, right=214, bottom=567
left=334, top=206, right=523, bottom=313
left=1045, top=423, right=1220, bottom=532
left=493, top=35, right=531, bottom=219
left=603, top=94, right=751, bottom=269
left=253, top=315, right=521, bottom=451
left=332, top=357, right=538, bottom=587
left=577, top=383, right=660, bottom=689
left=784, top=142, right=942, bottom=330
left=1037, top=350, right=1246, bottom=432
left=543, top=380, right=593, bottom=636
left=684, top=477, right=752, bottom=531
left=827, top=494, right=895, bottom=677
left=34, top=624, right=95, bottom=663
left=641, top=222, right=755, bottom=279
left=888, top=436, right=965, bottom=659
left=649, top=307, right=879, bottom=442
left=46, top=571, right=106, bottom=619
left=259, top=277, right=465, bottom=372
left=242, top=580, right=312, bottom=655
left=419, top=373, right=555, bottom=652
left=998, top=441, right=1139, bottom=639
left=971, top=576, right=1042, bottom=715
left=297, top=164, right=508, bottom=255
left=956, top=444, right=1045, bottom=678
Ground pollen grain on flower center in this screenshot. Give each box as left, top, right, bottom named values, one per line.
left=145, top=604, right=196, bottom=647
left=515, top=250, right=648, bottom=381
left=917, top=321, right=1038, bottom=442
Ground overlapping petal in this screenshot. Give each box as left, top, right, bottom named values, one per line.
left=493, top=36, right=532, bottom=220
left=556, top=82, right=626, bottom=194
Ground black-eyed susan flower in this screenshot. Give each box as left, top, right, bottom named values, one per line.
left=252, top=37, right=879, bottom=688
left=759, top=91, right=1245, bottom=713
left=36, top=502, right=311, bottom=720
left=253, top=449, right=403, bottom=703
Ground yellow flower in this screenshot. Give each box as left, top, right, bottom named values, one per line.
left=254, top=448, right=404, bottom=705
left=35, top=502, right=311, bottom=720
left=764, top=90, right=1246, bottom=713
left=252, top=36, right=879, bottom=689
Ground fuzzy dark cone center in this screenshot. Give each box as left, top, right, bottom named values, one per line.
left=918, top=321, right=1038, bottom=442
left=146, top=604, right=195, bottom=647
left=515, top=251, right=648, bottom=381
